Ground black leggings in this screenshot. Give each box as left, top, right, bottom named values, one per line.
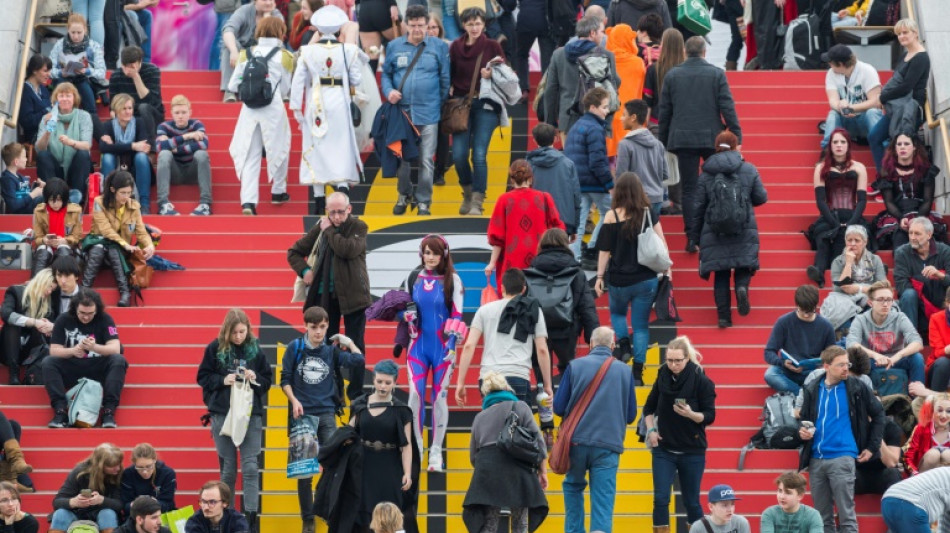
left=714, top=268, right=753, bottom=319
left=1, top=324, right=46, bottom=368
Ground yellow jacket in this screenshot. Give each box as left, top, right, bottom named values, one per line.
left=32, top=203, right=84, bottom=247
left=844, top=0, right=870, bottom=16
left=90, top=196, right=152, bottom=249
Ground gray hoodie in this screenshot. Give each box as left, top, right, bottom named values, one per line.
left=846, top=308, right=922, bottom=356
left=615, top=128, right=667, bottom=204
left=527, top=146, right=582, bottom=235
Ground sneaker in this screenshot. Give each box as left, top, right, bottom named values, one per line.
left=242, top=203, right=257, bottom=215
left=223, top=91, right=237, bottom=103
left=302, top=519, right=315, bottom=533
left=271, top=192, right=290, bottom=204
left=434, top=174, right=446, bottom=186
left=101, top=409, right=117, bottom=428
left=48, top=409, right=68, bottom=428
left=158, top=202, right=180, bottom=216
left=718, top=318, right=733, bottom=328
left=393, top=195, right=409, bottom=215
left=191, top=203, right=212, bottom=216
left=427, top=446, right=444, bottom=473
left=417, top=202, right=431, bottom=216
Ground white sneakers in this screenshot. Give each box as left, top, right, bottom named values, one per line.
left=428, top=446, right=444, bottom=473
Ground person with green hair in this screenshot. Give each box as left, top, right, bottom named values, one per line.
left=196, top=308, right=273, bottom=533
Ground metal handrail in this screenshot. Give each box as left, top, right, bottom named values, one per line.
left=902, top=0, right=950, bottom=170
left=3, top=0, right=40, bottom=130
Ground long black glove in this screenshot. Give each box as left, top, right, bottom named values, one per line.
left=815, top=187, right=838, bottom=226
left=846, top=190, right=868, bottom=225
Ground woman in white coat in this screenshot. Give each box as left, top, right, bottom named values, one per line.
left=291, top=5, right=364, bottom=216
left=227, top=16, right=294, bottom=216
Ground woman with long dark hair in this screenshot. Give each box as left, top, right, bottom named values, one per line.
left=595, top=172, right=669, bottom=385
left=84, top=171, right=154, bottom=307
left=19, top=55, right=53, bottom=145
left=403, top=234, right=464, bottom=472
left=806, top=128, right=868, bottom=288
left=50, top=443, right=124, bottom=533
left=874, top=132, right=940, bottom=250
left=689, top=130, right=768, bottom=328
left=642, top=28, right=684, bottom=211
left=196, top=309, right=272, bottom=532
left=119, top=443, right=177, bottom=515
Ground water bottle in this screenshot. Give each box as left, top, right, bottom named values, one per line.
left=46, top=104, right=59, bottom=133
left=537, top=391, right=555, bottom=451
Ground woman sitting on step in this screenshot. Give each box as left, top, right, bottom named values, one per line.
left=0, top=270, right=57, bottom=385
left=806, top=128, right=869, bottom=288
left=119, top=443, right=178, bottom=517
left=50, top=443, right=124, bottom=533
left=99, top=94, right=154, bottom=214
left=0, top=481, right=39, bottom=533
left=819, top=225, right=886, bottom=334
left=35, top=82, right=93, bottom=206
left=83, top=171, right=154, bottom=308
left=873, top=132, right=942, bottom=251
left=0, top=412, right=34, bottom=495
left=32, top=178, right=84, bottom=276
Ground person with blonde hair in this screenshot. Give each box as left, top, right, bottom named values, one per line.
left=48, top=13, right=106, bottom=138
left=196, top=309, right=273, bottom=531
left=1, top=269, right=56, bottom=385
left=50, top=443, right=124, bottom=533
left=156, top=94, right=213, bottom=216
left=369, top=502, right=404, bottom=533
left=120, top=443, right=177, bottom=515
left=463, top=371, right=548, bottom=533
left=35, top=82, right=94, bottom=203
left=99, top=93, right=153, bottom=212
left=643, top=335, right=717, bottom=531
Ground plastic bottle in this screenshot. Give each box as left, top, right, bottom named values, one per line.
left=537, top=391, right=555, bottom=450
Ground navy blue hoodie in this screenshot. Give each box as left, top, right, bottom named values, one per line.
left=120, top=461, right=177, bottom=515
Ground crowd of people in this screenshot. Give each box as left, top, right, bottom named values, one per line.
left=2, top=0, right=948, bottom=532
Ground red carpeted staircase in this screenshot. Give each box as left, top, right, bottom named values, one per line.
left=0, top=68, right=892, bottom=533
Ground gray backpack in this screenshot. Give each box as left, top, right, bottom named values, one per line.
left=572, top=49, right=619, bottom=115
left=67, top=378, right=103, bottom=428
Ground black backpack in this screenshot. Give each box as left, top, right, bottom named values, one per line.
left=738, top=392, right=802, bottom=469
left=705, top=172, right=749, bottom=236
left=782, top=13, right=824, bottom=70
left=238, top=47, right=280, bottom=109
left=523, top=266, right=576, bottom=329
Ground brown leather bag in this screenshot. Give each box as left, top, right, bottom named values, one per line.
left=440, top=52, right=484, bottom=136
left=128, top=249, right=154, bottom=290
left=548, top=356, right=615, bottom=475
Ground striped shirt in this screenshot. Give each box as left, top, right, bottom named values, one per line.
left=883, top=467, right=950, bottom=533
left=156, top=119, right=208, bottom=163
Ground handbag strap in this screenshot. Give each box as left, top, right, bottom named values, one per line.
left=559, top=356, right=614, bottom=437
left=466, top=52, right=485, bottom=101
left=397, top=41, right=427, bottom=94
left=640, top=208, right=653, bottom=234
left=700, top=517, right=715, bottom=533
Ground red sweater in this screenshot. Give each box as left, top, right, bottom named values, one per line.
left=904, top=420, right=950, bottom=474
left=487, top=187, right=564, bottom=294
left=928, top=309, right=950, bottom=372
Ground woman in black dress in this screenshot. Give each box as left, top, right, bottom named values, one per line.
left=874, top=132, right=941, bottom=251
left=349, top=360, right=420, bottom=533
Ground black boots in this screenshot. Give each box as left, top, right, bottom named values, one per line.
left=310, top=194, right=325, bottom=216
left=633, top=362, right=644, bottom=387
left=714, top=283, right=732, bottom=328
left=245, top=512, right=259, bottom=533
left=105, top=247, right=131, bottom=307
left=613, top=338, right=633, bottom=363
left=7, top=363, right=20, bottom=386
left=82, top=245, right=107, bottom=287
left=32, top=248, right=52, bottom=277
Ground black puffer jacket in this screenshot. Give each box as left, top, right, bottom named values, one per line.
left=528, top=248, right=599, bottom=342
left=607, top=0, right=672, bottom=32
left=689, top=150, right=768, bottom=278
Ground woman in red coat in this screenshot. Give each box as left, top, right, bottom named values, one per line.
left=904, top=393, right=950, bottom=474
left=926, top=287, right=950, bottom=395
left=485, top=159, right=564, bottom=295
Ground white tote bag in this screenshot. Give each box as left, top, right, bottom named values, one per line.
left=219, top=379, right=254, bottom=446
left=637, top=209, right=673, bottom=273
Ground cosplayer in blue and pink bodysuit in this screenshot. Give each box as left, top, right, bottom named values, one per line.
left=403, top=234, right=464, bottom=472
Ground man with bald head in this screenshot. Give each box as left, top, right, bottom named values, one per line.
left=287, top=192, right=371, bottom=400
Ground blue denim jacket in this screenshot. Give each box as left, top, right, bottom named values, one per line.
left=381, top=36, right=451, bottom=126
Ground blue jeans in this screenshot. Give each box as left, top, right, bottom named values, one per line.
left=899, top=287, right=922, bottom=333
left=101, top=152, right=153, bottom=211
left=651, top=447, right=705, bottom=527
left=51, top=508, right=118, bottom=531
left=571, top=192, right=611, bottom=260
left=134, top=9, right=153, bottom=63
left=72, top=0, right=107, bottom=47
left=871, top=352, right=925, bottom=383
left=209, top=12, right=232, bottom=70
left=608, top=277, right=659, bottom=364
left=442, top=0, right=461, bottom=40
left=821, top=108, right=883, bottom=147
left=882, top=497, right=931, bottom=533
left=452, top=104, right=498, bottom=194
left=764, top=364, right=809, bottom=394
left=868, top=113, right=892, bottom=173
left=831, top=14, right=860, bottom=28
left=563, top=444, right=620, bottom=533
left=478, top=375, right=530, bottom=402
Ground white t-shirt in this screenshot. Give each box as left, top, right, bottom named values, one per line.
left=471, top=298, right=547, bottom=380
left=825, top=60, right=881, bottom=106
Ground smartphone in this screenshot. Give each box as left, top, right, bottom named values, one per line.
left=80, top=489, right=92, bottom=497
left=674, top=398, right=686, bottom=406
left=842, top=107, right=854, bottom=115
left=801, top=421, right=815, bottom=430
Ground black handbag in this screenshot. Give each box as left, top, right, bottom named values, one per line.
left=340, top=44, right=361, bottom=128
left=653, top=275, right=682, bottom=322
left=496, top=403, right=545, bottom=469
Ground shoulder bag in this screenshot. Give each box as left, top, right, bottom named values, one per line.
left=638, top=208, right=673, bottom=273
left=496, top=402, right=546, bottom=469
left=548, top=356, right=614, bottom=475
left=440, top=52, right=484, bottom=135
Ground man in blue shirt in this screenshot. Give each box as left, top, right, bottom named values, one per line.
left=798, top=345, right=884, bottom=533
left=381, top=5, right=450, bottom=217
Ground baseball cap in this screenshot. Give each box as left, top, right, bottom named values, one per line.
left=708, top=484, right=741, bottom=503
left=821, top=44, right=853, bottom=64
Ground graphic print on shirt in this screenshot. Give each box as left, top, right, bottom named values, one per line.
left=298, top=355, right=330, bottom=385
left=838, top=84, right=867, bottom=105
left=867, top=331, right=897, bottom=354
left=63, top=328, right=102, bottom=357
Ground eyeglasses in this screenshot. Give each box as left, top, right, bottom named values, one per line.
left=872, top=298, right=894, bottom=304
left=831, top=362, right=853, bottom=369
left=199, top=499, right=221, bottom=507
left=667, top=357, right=687, bottom=364
left=0, top=499, right=16, bottom=505
left=135, top=463, right=156, bottom=472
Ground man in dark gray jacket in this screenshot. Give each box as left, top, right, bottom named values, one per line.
left=616, top=98, right=667, bottom=218
left=527, top=123, right=582, bottom=236
left=659, top=36, right=742, bottom=252
left=894, top=217, right=950, bottom=334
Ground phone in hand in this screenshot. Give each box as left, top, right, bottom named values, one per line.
left=80, top=489, right=92, bottom=498
left=801, top=421, right=815, bottom=430
left=674, top=398, right=686, bottom=407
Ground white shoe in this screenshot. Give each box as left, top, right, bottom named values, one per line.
left=428, top=446, right=444, bottom=472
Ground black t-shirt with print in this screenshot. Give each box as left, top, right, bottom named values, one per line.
left=51, top=311, right=119, bottom=357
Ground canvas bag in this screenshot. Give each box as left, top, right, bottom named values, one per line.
left=66, top=378, right=103, bottom=428
left=638, top=209, right=673, bottom=273
left=291, top=231, right=324, bottom=303
left=219, top=378, right=254, bottom=446
left=287, top=415, right=321, bottom=479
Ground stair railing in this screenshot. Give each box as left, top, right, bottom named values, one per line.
left=3, top=0, right=40, bottom=132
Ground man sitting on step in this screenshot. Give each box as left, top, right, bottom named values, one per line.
left=894, top=216, right=950, bottom=337
left=185, top=481, right=249, bottom=533
left=687, top=484, right=751, bottom=533
left=115, top=495, right=172, bottom=533
left=760, top=472, right=823, bottom=533
left=108, top=45, right=164, bottom=148
left=44, top=288, right=127, bottom=429
left=155, top=94, right=213, bottom=216
left=763, top=285, right=837, bottom=394
left=820, top=44, right=883, bottom=150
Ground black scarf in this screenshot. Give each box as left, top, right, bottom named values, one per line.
left=497, top=295, right=540, bottom=342
left=656, top=360, right=701, bottom=400
left=63, top=35, right=90, bottom=56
